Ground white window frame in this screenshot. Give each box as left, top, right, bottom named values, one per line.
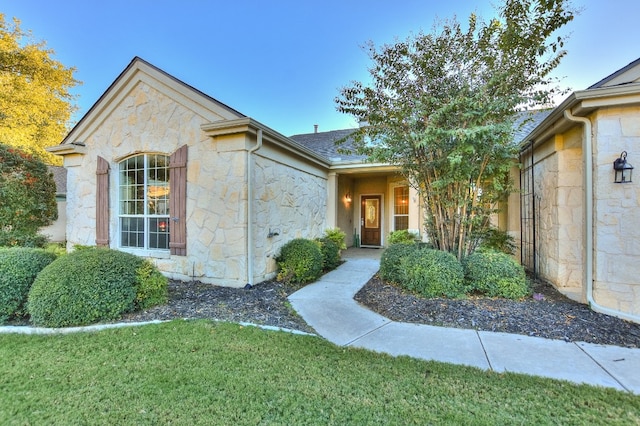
left=117, top=153, right=171, bottom=257
left=392, top=184, right=409, bottom=231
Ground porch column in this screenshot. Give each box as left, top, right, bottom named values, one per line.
left=326, top=172, right=338, bottom=228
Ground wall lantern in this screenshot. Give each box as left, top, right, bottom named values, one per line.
left=613, top=151, right=634, bottom=183
left=345, top=191, right=352, bottom=203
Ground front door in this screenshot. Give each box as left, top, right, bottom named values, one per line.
left=361, top=195, right=381, bottom=246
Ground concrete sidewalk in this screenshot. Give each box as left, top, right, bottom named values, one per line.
left=288, top=249, right=640, bottom=394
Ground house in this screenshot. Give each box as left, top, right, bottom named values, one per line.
left=39, top=165, right=67, bottom=243
left=47, top=57, right=419, bottom=287
left=48, top=56, right=640, bottom=323
left=505, top=58, right=640, bottom=322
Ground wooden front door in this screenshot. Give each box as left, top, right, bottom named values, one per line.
left=361, top=195, right=381, bottom=246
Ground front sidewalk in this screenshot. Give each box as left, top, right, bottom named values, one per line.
left=288, top=248, right=640, bottom=394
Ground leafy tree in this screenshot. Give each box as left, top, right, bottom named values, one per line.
left=0, top=143, right=57, bottom=247
left=336, top=0, right=574, bottom=260
left=0, top=14, right=79, bottom=165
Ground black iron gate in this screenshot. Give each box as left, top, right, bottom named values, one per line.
left=520, top=143, right=538, bottom=277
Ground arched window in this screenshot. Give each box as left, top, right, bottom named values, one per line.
left=118, top=154, right=170, bottom=250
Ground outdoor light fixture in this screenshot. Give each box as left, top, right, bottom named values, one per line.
left=345, top=191, right=352, bottom=203
left=613, top=151, right=634, bottom=183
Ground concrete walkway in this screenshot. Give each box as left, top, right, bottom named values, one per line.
left=288, top=248, right=640, bottom=394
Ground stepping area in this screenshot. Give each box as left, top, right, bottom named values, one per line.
left=288, top=248, right=640, bottom=394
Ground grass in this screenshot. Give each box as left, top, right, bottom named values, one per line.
left=1, top=320, right=638, bottom=425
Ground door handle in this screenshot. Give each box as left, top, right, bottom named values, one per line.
left=361, top=218, right=364, bottom=226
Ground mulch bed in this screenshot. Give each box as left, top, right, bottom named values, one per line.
left=354, top=275, right=640, bottom=348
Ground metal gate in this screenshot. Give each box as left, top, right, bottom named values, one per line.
left=520, top=143, right=538, bottom=277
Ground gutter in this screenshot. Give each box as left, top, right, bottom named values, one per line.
left=564, top=109, right=640, bottom=323
left=246, top=129, right=263, bottom=287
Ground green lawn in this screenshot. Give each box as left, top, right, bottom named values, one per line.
left=1, top=320, right=638, bottom=425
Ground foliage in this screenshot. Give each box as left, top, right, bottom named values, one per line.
left=401, top=248, right=466, bottom=298
left=336, top=0, right=575, bottom=260
left=134, top=260, right=169, bottom=310
left=316, top=237, right=342, bottom=271
left=479, top=227, right=517, bottom=254
left=0, top=247, right=56, bottom=322
left=463, top=249, right=529, bottom=299
left=0, top=143, right=57, bottom=246
left=276, top=238, right=323, bottom=285
left=379, top=243, right=418, bottom=284
left=323, top=227, right=347, bottom=251
left=387, top=229, right=418, bottom=245
left=1, top=321, right=638, bottom=425
left=27, top=248, right=153, bottom=327
left=0, top=14, right=79, bottom=165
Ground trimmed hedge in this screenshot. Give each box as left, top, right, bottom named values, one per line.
left=28, top=248, right=167, bottom=327
left=0, top=248, right=57, bottom=323
left=317, top=237, right=341, bottom=271
left=463, top=249, right=529, bottom=299
left=401, top=248, right=466, bottom=298
left=387, top=230, right=418, bottom=245
left=276, top=239, right=323, bottom=285
left=379, top=243, right=418, bottom=284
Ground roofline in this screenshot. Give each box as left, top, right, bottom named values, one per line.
left=201, top=117, right=331, bottom=168
left=59, top=56, right=246, bottom=146
left=588, top=57, right=640, bottom=89
left=521, top=82, right=640, bottom=149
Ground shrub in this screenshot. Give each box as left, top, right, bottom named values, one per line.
left=323, top=228, right=347, bottom=251
left=0, top=248, right=57, bottom=323
left=401, top=248, right=466, bottom=298
left=276, top=238, right=323, bottom=285
left=317, top=237, right=341, bottom=271
left=463, top=249, right=529, bottom=299
left=0, top=144, right=57, bottom=247
left=478, top=227, right=516, bottom=255
left=134, top=260, right=169, bottom=310
left=28, top=248, right=166, bottom=327
left=388, top=229, right=418, bottom=245
left=379, top=243, right=418, bottom=284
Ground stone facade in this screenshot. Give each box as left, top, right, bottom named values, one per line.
left=58, top=62, right=328, bottom=287
left=592, top=107, right=640, bottom=315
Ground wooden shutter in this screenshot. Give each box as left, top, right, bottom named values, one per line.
left=96, top=156, right=110, bottom=247
left=169, top=145, right=187, bottom=256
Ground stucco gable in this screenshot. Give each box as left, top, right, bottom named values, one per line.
left=57, top=57, right=246, bottom=147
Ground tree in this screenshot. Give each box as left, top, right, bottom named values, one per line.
left=0, top=14, right=79, bottom=165
left=0, top=143, right=57, bottom=247
left=336, top=0, right=574, bottom=260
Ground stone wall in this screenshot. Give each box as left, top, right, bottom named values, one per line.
left=592, top=107, right=640, bottom=315
left=63, top=79, right=328, bottom=287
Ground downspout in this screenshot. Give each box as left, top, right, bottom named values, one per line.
left=246, top=128, right=263, bottom=288
left=564, top=110, right=640, bottom=323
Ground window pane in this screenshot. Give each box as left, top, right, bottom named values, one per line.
left=395, top=216, right=409, bottom=231
left=394, top=186, right=409, bottom=215
left=148, top=218, right=170, bottom=249
left=121, top=217, right=144, bottom=248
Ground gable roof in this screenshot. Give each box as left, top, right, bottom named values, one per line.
left=588, top=57, right=640, bottom=89
left=289, top=129, right=367, bottom=164
left=57, top=57, right=246, bottom=148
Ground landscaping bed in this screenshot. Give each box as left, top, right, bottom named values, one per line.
left=355, top=274, right=640, bottom=348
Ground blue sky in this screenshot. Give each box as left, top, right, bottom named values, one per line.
left=2, top=0, right=639, bottom=136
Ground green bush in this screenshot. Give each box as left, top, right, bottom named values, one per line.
left=276, top=238, right=323, bottom=285
left=379, top=243, right=418, bottom=284
left=323, top=228, right=347, bottom=251
left=401, top=248, right=466, bottom=298
left=388, top=229, right=418, bottom=245
left=27, top=248, right=167, bottom=327
left=0, top=231, right=49, bottom=248
left=478, top=227, right=516, bottom=255
left=134, top=260, right=169, bottom=310
left=0, top=248, right=57, bottom=323
left=317, top=237, right=341, bottom=271
left=463, top=249, right=529, bottom=299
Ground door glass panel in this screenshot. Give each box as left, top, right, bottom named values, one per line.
left=365, top=199, right=379, bottom=229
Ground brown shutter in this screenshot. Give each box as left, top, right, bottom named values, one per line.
left=96, top=156, right=110, bottom=247
left=169, top=145, right=187, bottom=256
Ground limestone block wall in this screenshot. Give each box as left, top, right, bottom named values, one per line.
left=252, top=155, right=328, bottom=281
left=64, top=81, right=254, bottom=286
left=592, top=107, right=640, bottom=315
